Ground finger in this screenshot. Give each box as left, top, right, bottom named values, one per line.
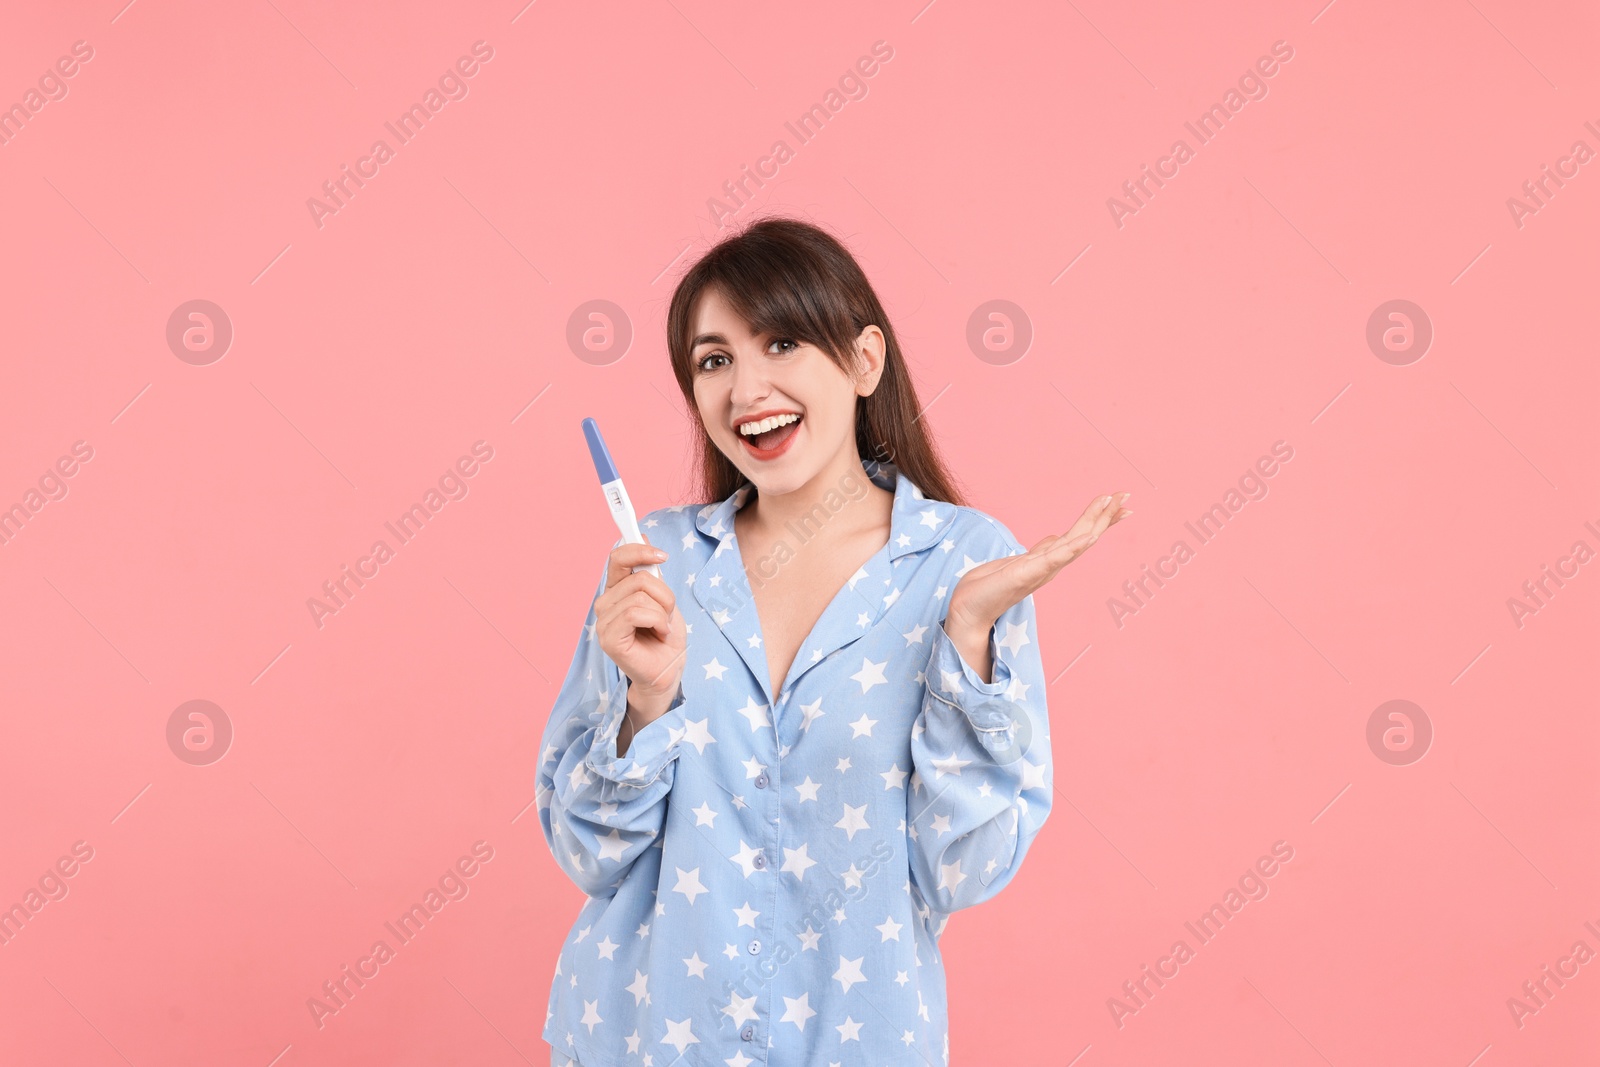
left=606, top=589, right=670, bottom=630
left=605, top=541, right=669, bottom=591
left=620, top=604, right=671, bottom=642
left=598, top=557, right=677, bottom=621
left=601, top=588, right=668, bottom=639
left=627, top=569, right=678, bottom=617
left=602, top=601, right=670, bottom=646
left=598, top=570, right=676, bottom=620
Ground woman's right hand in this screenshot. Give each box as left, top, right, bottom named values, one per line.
left=595, top=542, right=687, bottom=731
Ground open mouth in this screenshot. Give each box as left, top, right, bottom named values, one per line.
left=737, top=413, right=803, bottom=459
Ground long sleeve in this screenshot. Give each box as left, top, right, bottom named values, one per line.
left=536, top=538, right=691, bottom=897
left=906, top=523, right=1052, bottom=918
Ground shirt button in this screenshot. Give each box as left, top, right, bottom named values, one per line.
left=740, top=1025, right=755, bottom=1041
left=752, top=852, right=767, bottom=869
left=747, top=939, right=761, bottom=955
left=754, top=773, right=769, bottom=789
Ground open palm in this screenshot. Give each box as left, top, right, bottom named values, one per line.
left=948, top=491, right=1132, bottom=630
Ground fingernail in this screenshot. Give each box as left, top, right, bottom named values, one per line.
left=653, top=548, right=668, bottom=560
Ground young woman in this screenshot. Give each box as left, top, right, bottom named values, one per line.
left=537, top=217, right=1129, bottom=1066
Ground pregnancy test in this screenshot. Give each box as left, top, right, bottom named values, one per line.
left=582, top=417, right=661, bottom=579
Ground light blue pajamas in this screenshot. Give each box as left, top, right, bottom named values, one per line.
left=537, top=459, right=1052, bottom=1066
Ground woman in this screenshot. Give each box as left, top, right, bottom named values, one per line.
left=537, top=217, right=1130, bottom=1066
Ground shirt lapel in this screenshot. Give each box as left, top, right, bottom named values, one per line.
left=689, top=460, right=959, bottom=731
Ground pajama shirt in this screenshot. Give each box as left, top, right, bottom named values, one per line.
left=536, top=458, right=1053, bottom=1067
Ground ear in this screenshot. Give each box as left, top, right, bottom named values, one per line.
left=852, top=325, right=887, bottom=397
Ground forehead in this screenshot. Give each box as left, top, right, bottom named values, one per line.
left=690, top=287, right=760, bottom=342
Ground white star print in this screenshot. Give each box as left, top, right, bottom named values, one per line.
left=660, top=1017, right=698, bottom=1055
left=723, top=991, right=758, bottom=1026
left=848, top=712, right=878, bottom=738
left=581, top=999, right=602, bottom=1033
left=798, top=698, right=826, bottom=731
left=781, top=992, right=818, bottom=1031
left=1021, top=755, right=1047, bottom=790
left=930, top=753, right=972, bottom=778
left=733, top=901, right=760, bottom=927
left=734, top=695, right=772, bottom=731
left=681, top=718, right=717, bottom=754
left=938, top=860, right=967, bottom=892
left=850, top=657, right=889, bottom=693
left=626, top=969, right=650, bottom=1005
left=595, top=828, right=628, bottom=862
left=836, top=1016, right=863, bottom=1042
left=596, top=936, right=618, bottom=960
left=672, top=867, right=708, bottom=905
left=876, top=916, right=903, bottom=942
left=702, top=657, right=730, bottom=680
left=881, top=763, right=908, bottom=790
left=741, top=755, right=767, bottom=780
left=794, top=776, right=820, bottom=802
left=832, top=955, right=867, bottom=993
left=781, top=843, right=817, bottom=881
left=729, top=840, right=764, bottom=878
left=997, top=619, right=1031, bottom=655
left=683, top=952, right=708, bottom=978
left=834, top=804, right=870, bottom=840
left=692, top=801, right=718, bottom=827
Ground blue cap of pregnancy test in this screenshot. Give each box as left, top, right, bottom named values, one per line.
left=581, top=417, right=619, bottom=483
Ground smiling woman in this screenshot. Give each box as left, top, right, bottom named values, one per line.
left=535, top=216, right=1129, bottom=1067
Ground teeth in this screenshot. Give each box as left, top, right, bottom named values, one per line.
left=738, top=413, right=801, bottom=436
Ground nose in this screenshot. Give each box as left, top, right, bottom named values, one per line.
left=728, top=349, right=773, bottom=408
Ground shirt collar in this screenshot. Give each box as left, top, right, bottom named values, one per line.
left=692, top=457, right=955, bottom=560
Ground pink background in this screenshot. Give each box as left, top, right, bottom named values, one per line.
left=2, top=0, right=1596, bottom=1063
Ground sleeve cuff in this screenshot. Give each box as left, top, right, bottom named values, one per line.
left=585, top=661, right=690, bottom=787
left=926, top=617, right=1017, bottom=732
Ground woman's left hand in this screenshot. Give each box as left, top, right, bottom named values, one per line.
left=947, top=491, right=1133, bottom=633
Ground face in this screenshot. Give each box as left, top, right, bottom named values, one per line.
left=688, top=286, right=884, bottom=499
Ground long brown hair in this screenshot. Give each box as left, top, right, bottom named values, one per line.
left=665, top=215, right=968, bottom=507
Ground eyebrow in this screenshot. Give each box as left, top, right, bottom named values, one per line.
left=690, top=332, right=731, bottom=351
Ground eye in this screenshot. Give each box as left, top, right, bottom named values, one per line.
left=767, top=338, right=799, bottom=355
left=695, top=352, right=731, bottom=373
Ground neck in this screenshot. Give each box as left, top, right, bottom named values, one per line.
left=738, top=451, right=891, bottom=545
